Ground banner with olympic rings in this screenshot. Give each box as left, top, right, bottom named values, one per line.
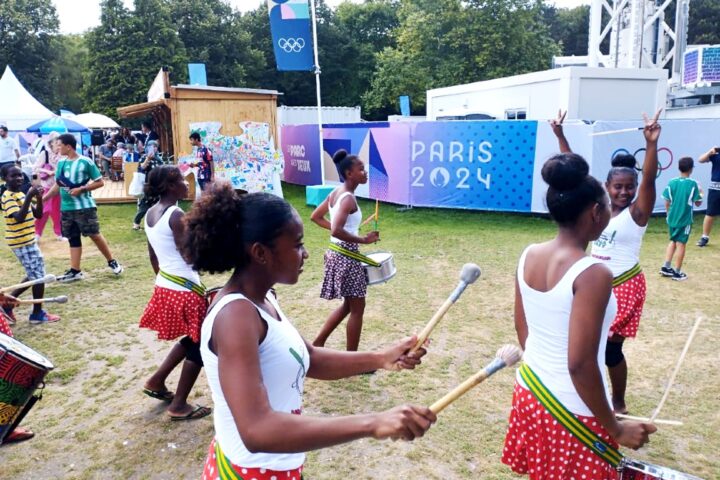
left=267, top=0, right=314, bottom=71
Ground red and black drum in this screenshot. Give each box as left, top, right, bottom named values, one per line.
left=0, top=332, right=54, bottom=444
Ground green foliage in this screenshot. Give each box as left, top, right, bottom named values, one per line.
left=687, top=0, right=720, bottom=45
left=0, top=0, right=60, bottom=109
left=55, top=34, right=88, bottom=114
left=542, top=5, right=590, bottom=57
left=364, top=0, right=560, bottom=115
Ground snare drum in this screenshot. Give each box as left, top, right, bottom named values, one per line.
left=0, top=332, right=54, bottom=444
left=364, top=252, right=397, bottom=286
left=619, top=458, right=703, bottom=480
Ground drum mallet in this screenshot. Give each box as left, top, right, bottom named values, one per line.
left=650, top=316, right=703, bottom=423
left=17, top=295, right=68, bottom=305
left=410, top=263, right=481, bottom=353
left=430, top=345, right=523, bottom=414
left=0, top=274, right=56, bottom=294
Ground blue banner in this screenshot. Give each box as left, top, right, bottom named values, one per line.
left=267, top=0, right=314, bottom=71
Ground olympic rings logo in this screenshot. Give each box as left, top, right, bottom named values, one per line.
left=611, top=147, right=673, bottom=179
left=278, top=38, right=306, bottom=53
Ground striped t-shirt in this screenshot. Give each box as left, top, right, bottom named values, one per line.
left=1, top=190, right=36, bottom=249
left=55, top=155, right=102, bottom=211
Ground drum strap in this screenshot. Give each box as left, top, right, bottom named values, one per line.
left=519, top=363, right=624, bottom=467
left=612, top=263, right=641, bottom=287
left=159, top=271, right=206, bottom=297
left=328, top=243, right=381, bottom=267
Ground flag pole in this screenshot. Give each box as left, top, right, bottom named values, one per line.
left=309, top=0, right=324, bottom=185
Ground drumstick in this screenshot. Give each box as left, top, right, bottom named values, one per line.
left=0, top=274, right=56, bottom=294
left=374, top=199, right=379, bottom=231
left=589, top=127, right=643, bottom=137
left=615, top=413, right=683, bottom=426
left=17, top=295, right=68, bottom=305
left=410, top=263, right=481, bottom=353
left=650, top=316, right=703, bottom=422
left=430, top=345, right=523, bottom=414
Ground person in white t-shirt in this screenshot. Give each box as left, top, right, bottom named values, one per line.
left=0, top=126, right=20, bottom=170
left=550, top=109, right=662, bottom=415
left=183, top=184, right=435, bottom=480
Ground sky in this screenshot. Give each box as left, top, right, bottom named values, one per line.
left=51, top=0, right=591, bottom=35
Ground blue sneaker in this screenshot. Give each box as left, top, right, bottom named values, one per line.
left=29, top=310, right=61, bottom=325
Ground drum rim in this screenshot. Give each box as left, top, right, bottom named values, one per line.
left=0, top=332, right=54, bottom=370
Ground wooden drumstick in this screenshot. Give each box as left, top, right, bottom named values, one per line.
left=650, top=316, right=703, bottom=422
left=430, top=345, right=523, bottom=414
left=17, top=295, right=68, bottom=305
left=410, top=263, right=481, bottom=353
left=0, top=274, right=56, bottom=294
left=615, top=414, right=683, bottom=426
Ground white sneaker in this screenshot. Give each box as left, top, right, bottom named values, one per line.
left=108, top=260, right=124, bottom=275
left=59, top=269, right=85, bottom=283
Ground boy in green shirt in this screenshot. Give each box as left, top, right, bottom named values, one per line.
left=42, top=134, right=123, bottom=282
left=660, top=157, right=703, bottom=281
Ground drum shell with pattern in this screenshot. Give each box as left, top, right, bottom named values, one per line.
left=0, top=332, right=54, bottom=444
left=619, top=458, right=703, bottom=480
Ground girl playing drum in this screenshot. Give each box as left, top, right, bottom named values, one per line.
left=181, top=184, right=435, bottom=479
left=138, top=166, right=210, bottom=421
left=310, top=150, right=379, bottom=351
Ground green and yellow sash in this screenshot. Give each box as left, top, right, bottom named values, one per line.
left=518, top=363, right=624, bottom=468
left=328, top=243, right=380, bottom=267
left=159, top=271, right=206, bottom=297
left=612, top=263, right=641, bottom=288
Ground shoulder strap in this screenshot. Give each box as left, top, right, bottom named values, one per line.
left=519, top=363, right=624, bottom=467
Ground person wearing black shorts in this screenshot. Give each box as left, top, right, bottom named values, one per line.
left=696, top=146, right=720, bottom=247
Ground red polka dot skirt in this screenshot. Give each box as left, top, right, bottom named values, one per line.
left=502, top=382, right=620, bottom=480
left=139, top=286, right=207, bottom=343
left=202, top=439, right=303, bottom=480
left=0, top=312, right=12, bottom=337
left=610, top=273, right=646, bottom=338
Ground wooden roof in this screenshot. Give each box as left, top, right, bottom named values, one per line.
left=116, top=99, right=168, bottom=119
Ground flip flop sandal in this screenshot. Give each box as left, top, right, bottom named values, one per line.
left=169, top=405, right=212, bottom=421
left=4, top=427, right=35, bottom=444
left=143, top=388, right=175, bottom=402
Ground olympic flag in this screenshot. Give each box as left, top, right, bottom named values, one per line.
left=267, top=0, right=315, bottom=71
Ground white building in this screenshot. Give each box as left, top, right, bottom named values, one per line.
left=426, top=67, right=668, bottom=122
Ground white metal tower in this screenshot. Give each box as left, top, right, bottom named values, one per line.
left=587, top=0, right=690, bottom=84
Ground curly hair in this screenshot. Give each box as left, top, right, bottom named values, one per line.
left=181, top=183, right=295, bottom=274
left=542, top=153, right=606, bottom=226
left=145, top=165, right=182, bottom=200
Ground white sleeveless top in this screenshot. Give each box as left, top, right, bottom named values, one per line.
left=329, top=190, right=361, bottom=244
left=590, top=207, right=647, bottom=277
left=144, top=205, right=201, bottom=290
left=516, top=246, right=617, bottom=416
left=200, top=293, right=309, bottom=470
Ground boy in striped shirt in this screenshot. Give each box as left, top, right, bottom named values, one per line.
left=42, top=134, right=123, bottom=282
left=1, top=165, right=60, bottom=324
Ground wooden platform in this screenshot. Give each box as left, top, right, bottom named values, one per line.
left=94, top=178, right=135, bottom=204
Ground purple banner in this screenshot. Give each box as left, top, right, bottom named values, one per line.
left=281, top=124, right=322, bottom=185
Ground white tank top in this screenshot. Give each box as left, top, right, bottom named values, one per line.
left=200, top=293, right=309, bottom=470
left=329, top=191, right=361, bottom=244
left=590, top=207, right=647, bottom=277
left=516, top=246, right=617, bottom=416
left=144, top=205, right=201, bottom=290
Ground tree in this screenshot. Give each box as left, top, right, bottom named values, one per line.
left=0, top=0, right=60, bottom=109
left=54, top=34, right=88, bottom=113
left=83, top=0, right=188, bottom=120
left=687, top=0, right=720, bottom=45
left=169, top=0, right=263, bottom=88
left=364, top=0, right=560, bottom=115
left=543, top=5, right=590, bottom=57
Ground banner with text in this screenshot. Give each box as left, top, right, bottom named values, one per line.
left=267, top=0, right=314, bottom=71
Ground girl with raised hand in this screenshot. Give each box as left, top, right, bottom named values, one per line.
left=183, top=183, right=434, bottom=480
left=139, top=165, right=210, bottom=421
left=310, top=149, right=378, bottom=351
left=551, top=109, right=662, bottom=415
left=503, top=153, right=656, bottom=479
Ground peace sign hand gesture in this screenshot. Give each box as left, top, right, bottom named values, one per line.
left=549, top=109, right=567, bottom=138
left=642, top=109, right=662, bottom=144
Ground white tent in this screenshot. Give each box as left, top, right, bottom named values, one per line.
left=73, top=112, right=120, bottom=129
left=0, top=65, right=54, bottom=131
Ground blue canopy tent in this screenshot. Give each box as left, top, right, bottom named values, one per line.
left=26, top=116, right=91, bottom=134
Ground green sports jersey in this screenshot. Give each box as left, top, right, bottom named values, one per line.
left=663, top=177, right=701, bottom=228
left=55, top=155, right=102, bottom=211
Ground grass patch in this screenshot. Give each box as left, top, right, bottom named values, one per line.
left=0, top=183, right=717, bottom=478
